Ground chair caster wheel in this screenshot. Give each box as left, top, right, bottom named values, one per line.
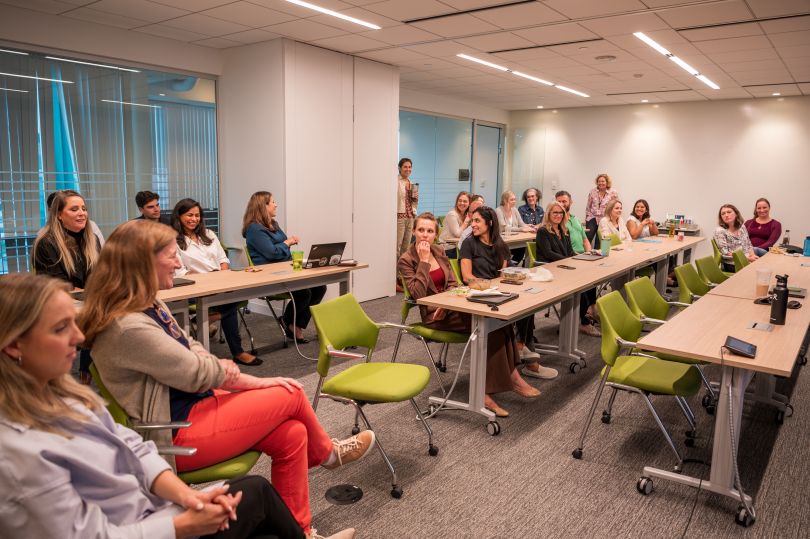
left=685, top=429, right=696, bottom=438
left=637, top=477, right=653, bottom=495
left=735, top=506, right=755, bottom=527
left=570, top=362, right=581, bottom=374
left=601, top=411, right=611, bottom=424
left=390, top=485, right=403, bottom=499
left=684, top=437, right=695, bottom=447
left=705, top=404, right=716, bottom=416
left=351, top=426, right=361, bottom=435
left=428, top=444, right=439, bottom=456
left=486, top=421, right=501, bottom=436
left=572, top=448, right=583, bottom=460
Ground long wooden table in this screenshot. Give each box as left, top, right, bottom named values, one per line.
left=636, top=254, right=810, bottom=523
left=443, top=230, right=536, bottom=249
left=158, top=262, right=368, bottom=349
left=418, top=236, right=702, bottom=432
left=708, top=252, right=810, bottom=300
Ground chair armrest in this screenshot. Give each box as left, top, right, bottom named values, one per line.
left=690, top=293, right=703, bottom=301
left=377, top=322, right=411, bottom=331
left=667, top=301, right=691, bottom=309
left=707, top=282, right=718, bottom=288
left=629, top=351, right=659, bottom=360
left=327, top=347, right=366, bottom=360
left=132, top=421, right=192, bottom=431
left=616, top=337, right=639, bottom=348
left=640, top=316, right=666, bottom=326
left=157, top=446, right=198, bottom=457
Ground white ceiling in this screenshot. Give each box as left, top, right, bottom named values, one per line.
left=3, top=0, right=810, bottom=109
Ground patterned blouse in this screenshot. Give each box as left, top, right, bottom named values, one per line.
left=714, top=226, right=754, bottom=259
left=585, top=188, right=618, bottom=222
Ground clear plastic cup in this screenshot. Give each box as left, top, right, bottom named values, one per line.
left=755, top=268, right=771, bottom=298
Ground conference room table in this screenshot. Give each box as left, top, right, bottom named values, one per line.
left=636, top=252, right=809, bottom=524
left=443, top=230, right=536, bottom=250
left=417, top=235, right=702, bottom=434
left=158, top=261, right=368, bottom=350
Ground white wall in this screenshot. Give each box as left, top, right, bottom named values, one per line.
left=509, top=97, right=810, bottom=258
left=400, top=88, right=509, bottom=125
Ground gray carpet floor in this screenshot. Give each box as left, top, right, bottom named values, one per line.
left=205, top=293, right=808, bottom=538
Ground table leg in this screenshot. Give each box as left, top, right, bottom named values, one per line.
left=641, top=366, right=753, bottom=512
left=198, top=297, right=210, bottom=350
left=682, top=247, right=693, bottom=264
left=748, top=374, right=790, bottom=413
left=654, top=258, right=668, bottom=293
left=339, top=275, right=349, bottom=295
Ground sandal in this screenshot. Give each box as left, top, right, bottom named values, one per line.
left=284, top=327, right=310, bottom=344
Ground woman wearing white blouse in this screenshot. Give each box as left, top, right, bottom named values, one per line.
left=439, top=191, right=470, bottom=256
left=171, top=198, right=260, bottom=366
left=598, top=199, right=632, bottom=243
left=495, top=191, right=532, bottom=265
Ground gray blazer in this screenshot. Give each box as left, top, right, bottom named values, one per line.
left=0, top=402, right=177, bottom=539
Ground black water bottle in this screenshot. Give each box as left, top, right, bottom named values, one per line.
left=770, top=274, right=789, bottom=325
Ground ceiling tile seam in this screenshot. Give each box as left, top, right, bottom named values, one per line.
left=403, top=1, right=548, bottom=24
left=741, top=81, right=809, bottom=88
left=488, top=37, right=604, bottom=54
left=673, top=12, right=810, bottom=36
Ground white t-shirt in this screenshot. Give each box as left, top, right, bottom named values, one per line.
left=627, top=215, right=650, bottom=238
left=175, top=229, right=229, bottom=276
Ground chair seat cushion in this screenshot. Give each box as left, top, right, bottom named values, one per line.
left=603, top=355, right=701, bottom=396
left=178, top=450, right=261, bottom=484
left=322, top=363, right=431, bottom=402
left=407, top=323, right=469, bottom=344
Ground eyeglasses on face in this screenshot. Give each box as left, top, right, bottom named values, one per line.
left=550, top=211, right=565, bottom=215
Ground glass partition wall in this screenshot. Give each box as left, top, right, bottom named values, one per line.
left=0, top=47, right=218, bottom=274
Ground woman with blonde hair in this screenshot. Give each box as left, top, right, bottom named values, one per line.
left=80, top=220, right=369, bottom=539
left=584, top=173, right=618, bottom=245
left=598, top=199, right=631, bottom=243
left=0, top=273, right=309, bottom=539
left=438, top=191, right=470, bottom=256
left=242, top=191, right=326, bottom=342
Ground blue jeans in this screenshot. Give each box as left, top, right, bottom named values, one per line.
left=753, top=247, right=767, bottom=257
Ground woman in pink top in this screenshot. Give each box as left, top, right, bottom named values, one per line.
left=744, top=198, right=782, bottom=256
left=584, top=173, right=618, bottom=248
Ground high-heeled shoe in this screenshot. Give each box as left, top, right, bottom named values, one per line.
left=283, top=327, right=310, bottom=344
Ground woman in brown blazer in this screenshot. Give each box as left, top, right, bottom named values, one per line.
left=397, top=212, right=540, bottom=418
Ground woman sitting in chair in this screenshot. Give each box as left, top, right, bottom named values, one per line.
left=626, top=199, right=659, bottom=239
left=597, top=199, right=631, bottom=243
left=79, top=220, right=370, bottom=539
left=715, top=203, right=758, bottom=271
left=171, top=198, right=259, bottom=366
left=242, top=191, right=326, bottom=343
left=535, top=202, right=600, bottom=337
left=0, top=272, right=311, bottom=539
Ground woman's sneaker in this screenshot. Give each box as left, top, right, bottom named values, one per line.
left=309, top=528, right=355, bottom=539
left=322, top=430, right=376, bottom=470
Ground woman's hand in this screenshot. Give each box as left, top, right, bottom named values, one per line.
left=285, top=235, right=299, bottom=247
left=257, top=376, right=303, bottom=393
left=174, top=503, right=231, bottom=538
left=430, top=307, right=447, bottom=322
left=218, top=359, right=241, bottom=385
left=748, top=252, right=759, bottom=262
left=416, top=240, right=431, bottom=262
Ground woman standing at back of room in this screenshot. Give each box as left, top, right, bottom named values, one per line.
left=243, top=191, right=326, bottom=342
left=744, top=198, right=782, bottom=256
left=584, top=173, right=618, bottom=244
left=171, top=198, right=259, bottom=366
left=396, top=158, right=418, bottom=258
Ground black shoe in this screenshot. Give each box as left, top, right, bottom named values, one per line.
left=283, top=327, right=310, bottom=344
left=233, top=354, right=264, bottom=367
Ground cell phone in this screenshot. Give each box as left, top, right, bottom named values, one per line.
left=557, top=264, right=576, bottom=270
left=724, top=336, right=757, bottom=358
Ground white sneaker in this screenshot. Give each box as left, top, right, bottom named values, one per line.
left=518, top=347, right=541, bottom=361
left=309, top=528, right=356, bottom=539
left=522, top=363, right=559, bottom=380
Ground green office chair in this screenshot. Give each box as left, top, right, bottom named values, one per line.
left=624, top=277, right=717, bottom=409
left=392, top=275, right=470, bottom=385
left=609, top=233, right=622, bottom=247
left=526, top=241, right=540, bottom=267
left=310, top=294, right=438, bottom=499
left=710, top=238, right=722, bottom=266
left=436, top=215, right=445, bottom=227
left=245, top=245, right=291, bottom=348
left=673, top=263, right=710, bottom=304
left=732, top=249, right=750, bottom=272
left=571, top=291, right=702, bottom=472
left=448, top=258, right=463, bottom=284
left=89, top=364, right=260, bottom=484
left=695, top=255, right=729, bottom=286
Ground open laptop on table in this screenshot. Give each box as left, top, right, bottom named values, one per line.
left=303, top=242, right=346, bottom=269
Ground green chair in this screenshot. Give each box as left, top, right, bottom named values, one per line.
left=695, top=255, right=729, bottom=286
left=89, top=364, right=260, bottom=484
left=609, top=233, right=622, bottom=247
left=526, top=241, right=541, bottom=267
left=673, top=263, right=709, bottom=304
left=732, top=249, right=750, bottom=272
left=310, top=294, right=438, bottom=499
left=710, top=238, right=722, bottom=266
left=571, top=291, right=702, bottom=472
left=436, top=215, right=445, bottom=227
left=448, top=258, right=463, bottom=284
left=245, top=245, right=291, bottom=347
left=392, top=275, right=470, bottom=386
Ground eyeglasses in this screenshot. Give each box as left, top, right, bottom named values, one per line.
left=550, top=211, right=565, bottom=215
left=154, top=303, right=183, bottom=340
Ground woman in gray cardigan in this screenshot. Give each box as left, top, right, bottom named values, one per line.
left=80, top=221, right=367, bottom=539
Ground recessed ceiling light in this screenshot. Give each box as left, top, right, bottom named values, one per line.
left=456, top=54, right=588, bottom=98
left=285, top=0, right=381, bottom=30
left=641, top=99, right=648, bottom=103
left=555, top=85, right=589, bottom=98
left=772, top=92, right=781, bottom=96
left=552, top=110, right=558, bottom=114
left=536, top=105, right=543, bottom=109
left=512, top=71, right=552, bottom=86
left=633, top=32, right=719, bottom=90
left=159, top=93, right=166, bottom=96
left=456, top=53, right=508, bottom=71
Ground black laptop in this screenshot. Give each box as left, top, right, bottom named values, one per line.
left=303, top=242, right=346, bottom=269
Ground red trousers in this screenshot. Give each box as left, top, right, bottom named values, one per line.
left=174, top=387, right=333, bottom=531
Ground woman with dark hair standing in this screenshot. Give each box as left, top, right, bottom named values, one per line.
left=626, top=199, right=659, bottom=239
left=242, top=191, right=326, bottom=342
left=396, top=158, right=418, bottom=258
left=34, top=189, right=100, bottom=384
left=171, top=198, right=259, bottom=366
left=744, top=198, right=782, bottom=256
left=715, top=203, right=758, bottom=271
left=459, top=206, right=543, bottom=417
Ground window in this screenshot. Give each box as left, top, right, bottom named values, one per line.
left=0, top=48, right=218, bottom=274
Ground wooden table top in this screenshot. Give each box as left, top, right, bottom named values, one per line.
left=418, top=236, right=703, bottom=321
left=158, top=262, right=368, bottom=303
left=637, top=293, right=809, bottom=377
left=707, top=252, right=810, bottom=300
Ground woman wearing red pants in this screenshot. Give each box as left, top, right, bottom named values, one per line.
left=80, top=220, right=371, bottom=539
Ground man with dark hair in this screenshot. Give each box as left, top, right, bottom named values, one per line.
left=134, top=190, right=167, bottom=223
left=555, top=190, right=592, bottom=255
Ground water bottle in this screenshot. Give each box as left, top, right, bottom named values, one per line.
left=770, top=274, right=789, bottom=325
left=804, top=236, right=810, bottom=257
left=782, top=229, right=791, bottom=245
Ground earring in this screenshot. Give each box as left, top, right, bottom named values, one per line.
left=16, top=355, right=22, bottom=366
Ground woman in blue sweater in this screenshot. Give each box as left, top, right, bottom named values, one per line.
left=242, top=191, right=326, bottom=342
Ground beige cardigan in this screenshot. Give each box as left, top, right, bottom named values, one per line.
left=91, top=301, right=225, bottom=468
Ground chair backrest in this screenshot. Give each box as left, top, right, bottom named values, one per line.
left=710, top=238, right=722, bottom=266
left=526, top=241, right=537, bottom=266
left=596, top=291, right=643, bottom=366
left=673, top=263, right=709, bottom=304
left=448, top=258, right=463, bottom=284
left=610, top=233, right=621, bottom=246
left=695, top=255, right=728, bottom=285
left=437, top=215, right=445, bottom=227
left=310, top=294, right=380, bottom=378
left=732, top=250, right=749, bottom=272
left=398, top=274, right=417, bottom=322
left=624, top=277, right=670, bottom=320
left=244, top=243, right=255, bottom=267
left=89, top=363, right=132, bottom=428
